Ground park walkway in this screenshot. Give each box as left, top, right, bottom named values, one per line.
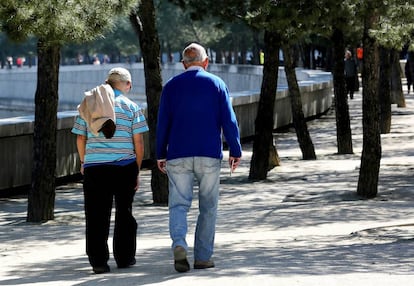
left=1, top=88, right=414, bottom=285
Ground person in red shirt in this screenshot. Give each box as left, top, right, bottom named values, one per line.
left=356, top=45, right=363, bottom=73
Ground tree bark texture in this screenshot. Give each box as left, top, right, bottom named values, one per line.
left=331, top=27, right=353, bottom=154
left=379, top=47, right=392, bottom=134
left=357, top=9, right=382, bottom=198
left=130, top=0, right=168, bottom=205
left=27, top=41, right=60, bottom=222
left=249, top=30, right=280, bottom=180
left=282, top=43, right=316, bottom=160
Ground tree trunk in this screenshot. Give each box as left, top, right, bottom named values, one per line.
left=379, top=47, right=392, bottom=134
left=357, top=8, right=381, bottom=198
left=282, top=43, right=316, bottom=160
left=390, top=49, right=405, bottom=107
left=331, top=27, right=353, bottom=154
left=252, top=28, right=261, bottom=65
left=302, top=44, right=311, bottom=69
left=27, top=40, right=60, bottom=222
left=408, top=51, right=414, bottom=95
left=130, top=0, right=168, bottom=205
left=249, top=30, right=281, bottom=180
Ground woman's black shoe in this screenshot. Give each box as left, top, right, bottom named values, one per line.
left=93, top=264, right=110, bottom=274
left=117, top=258, right=136, bottom=268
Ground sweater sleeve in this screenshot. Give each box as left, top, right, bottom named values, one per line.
left=220, top=85, right=242, bottom=158
left=156, top=87, right=170, bottom=159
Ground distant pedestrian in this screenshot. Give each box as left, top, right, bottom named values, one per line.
left=16, top=57, right=22, bottom=67
left=344, top=50, right=357, bottom=99
left=156, top=43, right=242, bottom=273
left=356, top=44, right=363, bottom=73
left=71, top=67, right=149, bottom=274
left=6, top=56, right=12, bottom=69
left=259, top=49, right=264, bottom=65
left=92, top=56, right=100, bottom=65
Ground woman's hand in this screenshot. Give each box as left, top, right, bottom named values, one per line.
left=134, top=176, right=140, bottom=191
left=157, top=159, right=167, bottom=174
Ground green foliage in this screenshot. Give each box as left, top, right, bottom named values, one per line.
left=60, top=16, right=141, bottom=64
left=163, top=0, right=262, bottom=59
left=157, top=0, right=231, bottom=51
left=91, top=17, right=140, bottom=56
left=168, top=0, right=252, bottom=21
left=4, top=0, right=414, bottom=63
left=1, top=0, right=239, bottom=62
left=0, top=0, right=137, bottom=45
left=243, top=0, right=326, bottom=47
left=0, top=32, right=36, bottom=56
left=370, top=1, right=414, bottom=50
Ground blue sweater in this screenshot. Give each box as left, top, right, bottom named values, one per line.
left=156, top=67, right=242, bottom=161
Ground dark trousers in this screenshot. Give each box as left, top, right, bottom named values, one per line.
left=83, top=162, right=138, bottom=267
left=345, top=76, right=356, bottom=98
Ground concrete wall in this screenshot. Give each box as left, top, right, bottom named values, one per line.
left=0, top=63, right=266, bottom=111
left=0, top=64, right=332, bottom=191
left=0, top=111, right=80, bottom=190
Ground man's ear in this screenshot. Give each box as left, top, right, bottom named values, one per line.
left=203, top=58, right=209, bottom=69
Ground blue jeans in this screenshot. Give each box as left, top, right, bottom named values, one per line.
left=166, top=156, right=221, bottom=261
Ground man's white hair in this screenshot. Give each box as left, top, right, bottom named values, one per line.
left=182, top=43, right=208, bottom=63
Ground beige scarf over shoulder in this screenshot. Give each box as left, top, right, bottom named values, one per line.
left=78, top=84, right=116, bottom=137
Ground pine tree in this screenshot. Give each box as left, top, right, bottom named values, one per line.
left=0, top=0, right=137, bottom=222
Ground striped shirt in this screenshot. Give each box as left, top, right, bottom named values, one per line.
left=71, top=89, right=149, bottom=168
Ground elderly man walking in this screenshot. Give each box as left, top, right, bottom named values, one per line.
left=156, top=43, right=242, bottom=272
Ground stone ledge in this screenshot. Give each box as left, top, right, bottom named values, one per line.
left=0, top=65, right=332, bottom=190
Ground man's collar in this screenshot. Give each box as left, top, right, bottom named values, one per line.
left=186, top=66, right=204, bottom=71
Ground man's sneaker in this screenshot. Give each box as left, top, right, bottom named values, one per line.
left=194, top=260, right=215, bottom=269
left=173, top=246, right=190, bottom=273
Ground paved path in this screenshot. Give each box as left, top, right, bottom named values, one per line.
left=1, top=88, right=414, bottom=285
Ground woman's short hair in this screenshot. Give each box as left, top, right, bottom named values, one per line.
left=106, top=67, right=132, bottom=85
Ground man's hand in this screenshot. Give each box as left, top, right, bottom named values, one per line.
left=229, top=156, right=241, bottom=173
